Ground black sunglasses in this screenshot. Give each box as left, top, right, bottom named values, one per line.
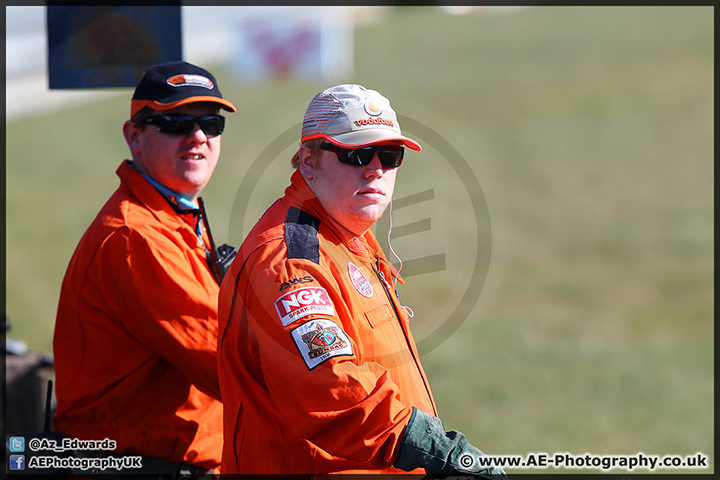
left=319, top=142, right=404, bottom=169
left=138, top=114, right=225, bottom=136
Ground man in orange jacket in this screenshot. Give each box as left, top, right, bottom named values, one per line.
left=218, top=84, right=508, bottom=477
left=53, top=61, right=236, bottom=478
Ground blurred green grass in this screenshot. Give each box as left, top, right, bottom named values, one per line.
left=5, top=6, right=713, bottom=474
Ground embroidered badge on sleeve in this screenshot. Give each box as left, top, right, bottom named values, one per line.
left=290, top=319, right=354, bottom=370
left=274, top=287, right=334, bottom=327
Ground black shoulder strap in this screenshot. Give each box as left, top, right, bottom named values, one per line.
left=285, top=206, right=321, bottom=264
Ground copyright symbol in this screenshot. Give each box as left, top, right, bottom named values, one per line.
left=459, top=453, right=475, bottom=469
left=29, top=438, right=41, bottom=451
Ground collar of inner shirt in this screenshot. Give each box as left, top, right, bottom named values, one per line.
left=132, top=165, right=205, bottom=243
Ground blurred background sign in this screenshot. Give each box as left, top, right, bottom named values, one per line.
left=47, top=6, right=182, bottom=89
left=232, top=7, right=353, bottom=83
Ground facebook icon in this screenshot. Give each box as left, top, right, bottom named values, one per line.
left=9, top=454, right=25, bottom=470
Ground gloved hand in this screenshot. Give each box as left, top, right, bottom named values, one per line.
left=393, top=408, right=509, bottom=479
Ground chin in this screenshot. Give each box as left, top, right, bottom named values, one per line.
left=354, top=210, right=384, bottom=228
left=181, top=173, right=209, bottom=188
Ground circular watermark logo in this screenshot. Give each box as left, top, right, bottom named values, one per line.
left=229, top=115, right=491, bottom=356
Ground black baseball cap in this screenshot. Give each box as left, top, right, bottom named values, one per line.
left=130, top=61, right=237, bottom=118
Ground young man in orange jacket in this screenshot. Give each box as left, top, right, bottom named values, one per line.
left=217, top=84, right=508, bottom=477
left=53, top=61, right=236, bottom=478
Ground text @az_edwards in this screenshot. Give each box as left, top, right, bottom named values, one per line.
left=28, top=437, right=117, bottom=453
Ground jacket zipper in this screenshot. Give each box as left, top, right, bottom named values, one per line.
left=371, top=263, right=434, bottom=405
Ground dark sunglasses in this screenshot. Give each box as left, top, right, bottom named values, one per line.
left=319, top=142, right=404, bottom=169
left=138, top=114, right=225, bottom=136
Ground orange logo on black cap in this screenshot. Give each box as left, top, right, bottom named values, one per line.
left=166, top=74, right=214, bottom=89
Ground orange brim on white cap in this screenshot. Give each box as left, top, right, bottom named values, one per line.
left=304, top=131, right=421, bottom=151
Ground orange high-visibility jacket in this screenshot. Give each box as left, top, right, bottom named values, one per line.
left=53, top=160, right=222, bottom=469
left=218, top=170, right=437, bottom=475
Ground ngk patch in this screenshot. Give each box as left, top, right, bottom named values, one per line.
left=291, top=319, right=353, bottom=370
left=348, top=262, right=373, bottom=298
left=274, top=287, right=334, bottom=326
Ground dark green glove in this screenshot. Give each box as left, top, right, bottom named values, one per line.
left=393, top=408, right=509, bottom=479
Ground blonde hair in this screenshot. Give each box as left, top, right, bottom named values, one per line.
left=291, top=138, right=324, bottom=169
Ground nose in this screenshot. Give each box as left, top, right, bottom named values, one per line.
left=363, top=153, right=385, bottom=178
left=186, top=121, right=208, bottom=144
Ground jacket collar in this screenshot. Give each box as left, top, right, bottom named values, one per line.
left=116, top=160, right=201, bottom=234
left=123, top=161, right=200, bottom=215
left=285, top=170, right=403, bottom=283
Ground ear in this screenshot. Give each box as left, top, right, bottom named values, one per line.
left=122, top=120, right=143, bottom=156
left=297, top=146, right=317, bottom=180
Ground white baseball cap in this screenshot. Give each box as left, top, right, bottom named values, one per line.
left=300, top=84, right=421, bottom=151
